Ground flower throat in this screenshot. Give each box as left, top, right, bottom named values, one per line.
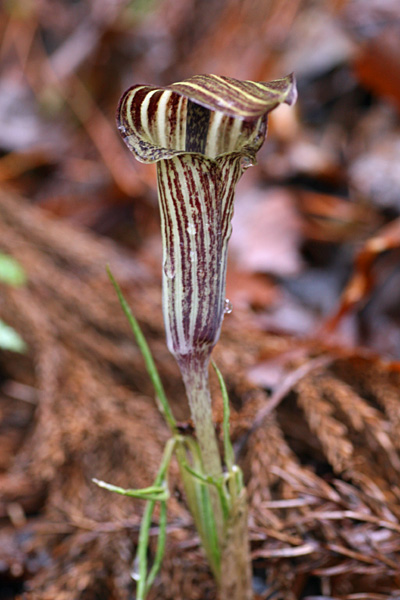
left=185, top=100, right=211, bottom=153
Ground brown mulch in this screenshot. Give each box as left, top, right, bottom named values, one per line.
left=2, top=0, right=400, bottom=597
left=1, top=191, right=400, bottom=599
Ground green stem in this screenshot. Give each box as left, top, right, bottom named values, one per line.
left=178, top=355, right=224, bottom=543
left=175, top=439, right=221, bottom=580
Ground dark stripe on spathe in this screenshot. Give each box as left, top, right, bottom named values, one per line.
left=147, top=90, right=163, bottom=128
left=166, top=92, right=180, bottom=139
left=127, top=86, right=152, bottom=133
left=185, top=101, right=210, bottom=153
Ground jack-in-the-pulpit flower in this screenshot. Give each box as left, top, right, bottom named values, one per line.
left=118, top=74, right=296, bottom=357
left=117, top=74, right=296, bottom=599
left=117, top=74, right=296, bottom=484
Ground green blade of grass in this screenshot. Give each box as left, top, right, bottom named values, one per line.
left=145, top=499, right=167, bottom=593
left=134, top=437, right=177, bottom=599
left=182, top=462, right=230, bottom=522
left=136, top=498, right=156, bottom=600
left=107, top=266, right=176, bottom=432
left=180, top=437, right=221, bottom=578
left=211, top=360, right=235, bottom=471
left=92, top=478, right=169, bottom=501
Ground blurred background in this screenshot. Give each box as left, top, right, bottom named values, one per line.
left=2, top=0, right=400, bottom=353
left=2, top=1, right=400, bottom=599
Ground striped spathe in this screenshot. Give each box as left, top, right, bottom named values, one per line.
left=117, top=73, right=296, bottom=162
left=117, top=73, right=296, bottom=366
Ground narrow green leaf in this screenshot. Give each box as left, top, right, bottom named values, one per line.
left=145, top=500, right=167, bottom=592
left=92, top=478, right=169, bottom=501
left=107, top=266, right=177, bottom=432
left=94, top=438, right=176, bottom=599
left=183, top=462, right=215, bottom=486
left=133, top=437, right=177, bottom=599
left=211, top=360, right=235, bottom=471
left=0, top=320, right=27, bottom=353
left=175, top=441, right=220, bottom=579
left=180, top=437, right=221, bottom=576
left=136, top=499, right=156, bottom=600
left=0, top=253, right=26, bottom=287
left=183, top=461, right=230, bottom=522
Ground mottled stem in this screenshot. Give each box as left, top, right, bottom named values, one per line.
left=178, top=353, right=224, bottom=541
left=220, top=490, right=253, bottom=600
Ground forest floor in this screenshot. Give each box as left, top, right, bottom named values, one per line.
left=1, top=1, right=400, bottom=598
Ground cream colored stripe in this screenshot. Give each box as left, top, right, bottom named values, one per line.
left=170, top=81, right=262, bottom=113
left=173, top=96, right=187, bottom=151
left=157, top=162, right=173, bottom=350
left=205, top=75, right=274, bottom=103
left=245, top=80, right=287, bottom=93
left=216, top=115, right=228, bottom=156
left=124, top=86, right=146, bottom=131
left=171, top=158, right=190, bottom=351
left=184, top=80, right=271, bottom=106
left=158, top=160, right=183, bottom=352
left=189, top=159, right=213, bottom=342
left=155, top=90, right=173, bottom=148
left=226, top=117, right=243, bottom=153
left=169, top=163, right=185, bottom=351
left=205, top=111, right=224, bottom=158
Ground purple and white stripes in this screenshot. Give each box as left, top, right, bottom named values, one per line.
left=157, top=153, right=242, bottom=366
left=117, top=72, right=297, bottom=372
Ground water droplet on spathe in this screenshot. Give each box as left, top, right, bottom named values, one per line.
left=190, top=250, right=196, bottom=262
left=224, top=298, right=233, bottom=314
left=130, top=557, right=140, bottom=581
left=163, top=259, right=175, bottom=279
left=187, top=223, right=196, bottom=235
